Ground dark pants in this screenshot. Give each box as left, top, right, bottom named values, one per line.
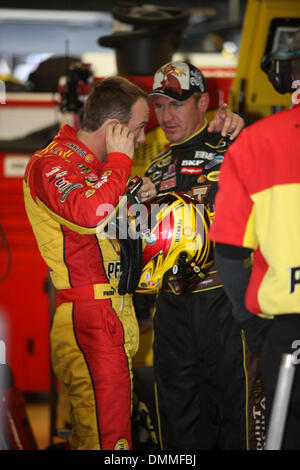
left=153, top=288, right=263, bottom=450
left=262, top=314, right=300, bottom=450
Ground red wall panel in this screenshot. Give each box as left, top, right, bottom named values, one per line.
left=0, top=152, right=50, bottom=392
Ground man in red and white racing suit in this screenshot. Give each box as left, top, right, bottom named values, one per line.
left=23, top=77, right=155, bottom=450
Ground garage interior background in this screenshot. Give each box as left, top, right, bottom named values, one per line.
left=1, top=1, right=243, bottom=79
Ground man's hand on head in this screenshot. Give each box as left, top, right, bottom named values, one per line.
left=207, top=103, right=245, bottom=140
left=106, top=122, right=135, bottom=159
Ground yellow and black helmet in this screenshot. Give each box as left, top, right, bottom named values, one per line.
left=136, top=192, right=213, bottom=295
left=103, top=177, right=213, bottom=296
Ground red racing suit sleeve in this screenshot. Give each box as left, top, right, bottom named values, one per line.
left=24, top=151, right=132, bottom=234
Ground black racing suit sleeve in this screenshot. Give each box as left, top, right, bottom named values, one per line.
left=214, top=243, right=253, bottom=322
left=133, top=293, right=156, bottom=324
left=214, top=243, right=272, bottom=357
left=237, top=112, right=252, bottom=129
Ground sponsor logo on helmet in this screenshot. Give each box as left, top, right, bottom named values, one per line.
left=175, top=219, right=183, bottom=242
left=140, top=282, right=148, bottom=288
left=141, top=228, right=157, bottom=245
left=183, top=226, right=193, bottom=237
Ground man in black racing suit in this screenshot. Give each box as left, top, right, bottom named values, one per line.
left=135, top=61, right=269, bottom=450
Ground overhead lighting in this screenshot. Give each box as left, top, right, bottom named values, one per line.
left=0, top=9, right=112, bottom=26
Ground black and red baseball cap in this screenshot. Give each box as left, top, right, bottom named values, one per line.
left=150, top=60, right=207, bottom=101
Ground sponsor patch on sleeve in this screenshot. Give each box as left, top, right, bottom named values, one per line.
left=180, top=167, right=203, bottom=175
left=159, top=176, right=177, bottom=191
left=180, top=159, right=204, bottom=175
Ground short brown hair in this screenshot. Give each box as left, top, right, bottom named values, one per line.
left=81, top=76, right=149, bottom=132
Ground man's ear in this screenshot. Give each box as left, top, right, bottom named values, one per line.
left=197, top=92, right=210, bottom=113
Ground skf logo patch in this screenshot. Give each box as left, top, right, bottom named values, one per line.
left=181, top=160, right=203, bottom=166
left=114, top=438, right=130, bottom=450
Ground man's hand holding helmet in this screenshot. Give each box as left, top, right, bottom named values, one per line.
left=137, top=177, right=157, bottom=203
